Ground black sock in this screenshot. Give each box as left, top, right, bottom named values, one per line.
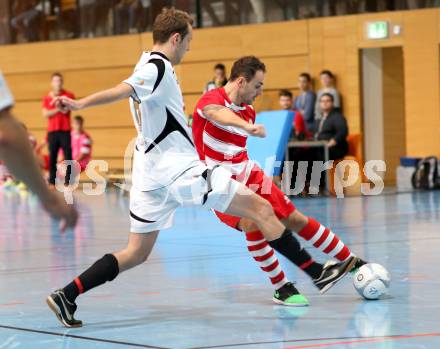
left=269, top=229, right=323, bottom=279
left=63, top=254, right=119, bottom=303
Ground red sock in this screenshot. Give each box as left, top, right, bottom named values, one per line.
left=245, top=231, right=288, bottom=290
left=298, top=217, right=353, bottom=261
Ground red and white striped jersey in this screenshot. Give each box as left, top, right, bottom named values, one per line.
left=192, top=87, right=256, bottom=181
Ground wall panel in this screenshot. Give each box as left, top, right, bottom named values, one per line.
left=1, top=8, right=439, bottom=175
left=403, top=10, right=440, bottom=156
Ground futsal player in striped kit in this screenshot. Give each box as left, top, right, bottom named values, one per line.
left=192, top=56, right=366, bottom=304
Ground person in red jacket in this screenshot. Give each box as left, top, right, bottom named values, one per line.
left=42, top=72, right=75, bottom=186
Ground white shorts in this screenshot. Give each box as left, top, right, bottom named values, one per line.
left=129, top=163, right=240, bottom=233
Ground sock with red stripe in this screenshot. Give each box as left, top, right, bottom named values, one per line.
left=298, top=217, right=353, bottom=261
left=267, top=229, right=323, bottom=280
left=63, top=254, right=119, bottom=303
left=245, top=231, right=289, bottom=290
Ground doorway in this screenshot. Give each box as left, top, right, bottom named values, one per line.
left=361, top=46, right=406, bottom=186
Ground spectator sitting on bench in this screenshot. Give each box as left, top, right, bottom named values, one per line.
left=278, top=89, right=306, bottom=140
left=313, top=93, right=348, bottom=161
left=291, top=93, right=349, bottom=195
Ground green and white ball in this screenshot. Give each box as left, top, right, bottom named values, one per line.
left=353, top=263, right=390, bottom=300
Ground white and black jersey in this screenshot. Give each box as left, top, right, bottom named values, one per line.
left=124, top=51, right=200, bottom=191
left=124, top=52, right=240, bottom=233
left=0, top=71, right=14, bottom=112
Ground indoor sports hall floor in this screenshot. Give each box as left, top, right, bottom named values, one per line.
left=1, top=188, right=439, bottom=349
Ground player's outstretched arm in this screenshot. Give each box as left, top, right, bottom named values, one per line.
left=54, top=83, right=133, bottom=111
left=0, top=108, right=78, bottom=231
left=202, top=104, right=266, bottom=138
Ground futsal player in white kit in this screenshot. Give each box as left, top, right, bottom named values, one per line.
left=46, top=8, right=356, bottom=328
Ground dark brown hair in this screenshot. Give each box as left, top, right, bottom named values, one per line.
left=229, top=56, right=266, bottom=82
left=152, top=7, right=193, bottom=44
left=279, top=89, right=293, bottom=99
left=299, top=72, right=312, bottom=82
left=320, top=92, right=334, bottom=102
left=214, top=63, right=226, bottom=71
left=320, top=70, right=335, bottom=79
left=74, top=115, right=84, bottom=124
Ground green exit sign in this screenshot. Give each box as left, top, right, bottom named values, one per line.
left=367, top=21, right=389, bottom=39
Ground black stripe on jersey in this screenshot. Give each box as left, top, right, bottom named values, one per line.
left=148, top=59, right=166, bottom=93
left=150, top=51, right=170, bottom=62
left=130, top=210, right=156, bottom=223
left=144, top=107, right=194, bottom=154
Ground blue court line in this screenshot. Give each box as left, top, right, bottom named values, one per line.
left=0, top=324, right=171, bottom=349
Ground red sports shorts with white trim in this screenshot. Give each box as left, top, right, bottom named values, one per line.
left=214, top=166, right=296, bottom=230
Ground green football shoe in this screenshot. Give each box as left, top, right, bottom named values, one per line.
left=272, top=282, right=309, bottom=306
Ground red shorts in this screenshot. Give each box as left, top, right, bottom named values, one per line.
left=214, top=167, right=295, bottom=230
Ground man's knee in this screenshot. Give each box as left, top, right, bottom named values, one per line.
left=124, top=232, right=158, bottom=266
left=137, top=252, right=149, bottom=265
left=124, top=246, right=149, bottom=266
left=129, top=250, right=148, bottom=265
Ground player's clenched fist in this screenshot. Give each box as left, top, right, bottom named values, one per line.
left=244, top=123, right=266, bottom=138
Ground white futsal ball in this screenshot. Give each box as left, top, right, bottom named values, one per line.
left=353, top=263, right=390, bottom=300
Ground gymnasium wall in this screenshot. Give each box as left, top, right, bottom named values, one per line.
left=0, top=8, right=439, bottom=173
